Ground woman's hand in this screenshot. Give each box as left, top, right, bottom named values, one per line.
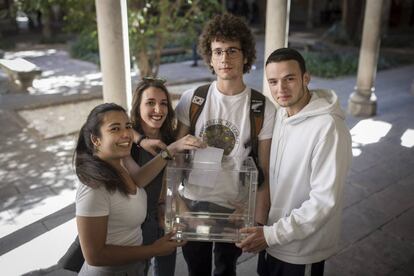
left=141, top=138, right=167, bottom=156
left=151, top=232, right=186, bottom=256
left=132, top=129, right=166, bottom=155
left=166, top=135, right=206, bottom=156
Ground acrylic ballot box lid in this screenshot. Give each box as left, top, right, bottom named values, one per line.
left=164, top=153, right=258, bottom=243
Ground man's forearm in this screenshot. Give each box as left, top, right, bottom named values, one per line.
left=255, top=182, right=270, bottom=225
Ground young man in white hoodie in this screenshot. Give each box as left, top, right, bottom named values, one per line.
left=236, top=48, right=352, bottom=276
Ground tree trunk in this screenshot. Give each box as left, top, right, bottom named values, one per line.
left=41, top=8, right=52, bottom=40
left=136, top=50, right=152, bottom=77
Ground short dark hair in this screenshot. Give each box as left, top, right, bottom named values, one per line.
left=198, top=13, right=256, bottom=74
left=266, top=48, right=307, bottom=74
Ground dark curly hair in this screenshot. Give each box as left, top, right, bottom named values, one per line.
left=198, top=13, right=256, bottom=74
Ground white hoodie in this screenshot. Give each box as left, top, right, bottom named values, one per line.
left=263, top=89, right=352, bottom=264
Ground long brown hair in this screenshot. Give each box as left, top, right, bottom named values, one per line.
left=130, top=79, right=175, bottom=144
left=74, top=103, right=130, bottom=195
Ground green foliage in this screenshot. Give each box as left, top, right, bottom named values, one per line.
left=61, top=0, right=222, bottom=76
left=61, top=0, right=96, bottom=34
left=60, top=0, right=98, bottom=63
left=160, top=51, right=193, bottom=64
left=302, top=48, right=414, bottom=78
left=16, top=0, right=73, bottom=40
left=302, top=51, right=359, bottom=78
left=69, top=31, right=99, bottom=65
left=15, top=0, right=57, bottom=13
left=128, top=0, right=222, bottom=76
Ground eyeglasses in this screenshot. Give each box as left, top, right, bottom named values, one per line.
left=142, top=76, right=167, bottom=84
left=212, top=47, right=242, bottom=60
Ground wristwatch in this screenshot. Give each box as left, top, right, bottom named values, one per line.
left=161, top=149, right=173, bottom=160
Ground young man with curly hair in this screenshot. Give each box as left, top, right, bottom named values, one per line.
left=175, top=13, right=276, bottom=276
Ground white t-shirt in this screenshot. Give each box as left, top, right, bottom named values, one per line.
left=175, top=81, right=276, bottom=207
left=176, top=81, right=275, bottom=158
left=76, top=182, right=147, bottom=246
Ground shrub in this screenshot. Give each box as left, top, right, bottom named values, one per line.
left=300, top=49, right=414, bottom=78
left=301, top=51, right=358, bottom=78
left=69, top=31, right=100, bottom=65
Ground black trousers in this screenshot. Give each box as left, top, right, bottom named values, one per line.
left=182, top=241, right=242, bottom=276
left=257, top=251, right=325, bottom=276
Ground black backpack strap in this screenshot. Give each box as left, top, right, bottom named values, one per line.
left=248, top=89, right=266, bottom=187
left=189, top=84, right=210, bottom=135
left=245, top=89, right=266, bottom=156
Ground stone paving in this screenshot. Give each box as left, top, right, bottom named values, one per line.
left=0, top=34, right=413, bottom=275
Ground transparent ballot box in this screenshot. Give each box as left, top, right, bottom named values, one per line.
left=164, top=153, right=258, bottom=243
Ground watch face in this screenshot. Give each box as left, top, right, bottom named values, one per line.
left=161, top=150, right=171, bottom=160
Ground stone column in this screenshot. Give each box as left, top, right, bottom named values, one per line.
left=95, top=0, right=132, bottom=111
left=348, top=0, right=384, bottom=116
left=262, top=0, right=290, bottom=103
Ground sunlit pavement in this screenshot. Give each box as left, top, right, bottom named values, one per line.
left=0, top=35, right=413, bottom=275
left=0, top=219, right=77, bottom=276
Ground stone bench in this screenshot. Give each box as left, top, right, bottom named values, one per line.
left=0, top=58, right=42, bottom=92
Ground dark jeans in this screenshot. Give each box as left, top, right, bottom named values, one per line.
left=182, top=241, right=242, bottom=276
left=257, top=251, right=325, bottom=276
